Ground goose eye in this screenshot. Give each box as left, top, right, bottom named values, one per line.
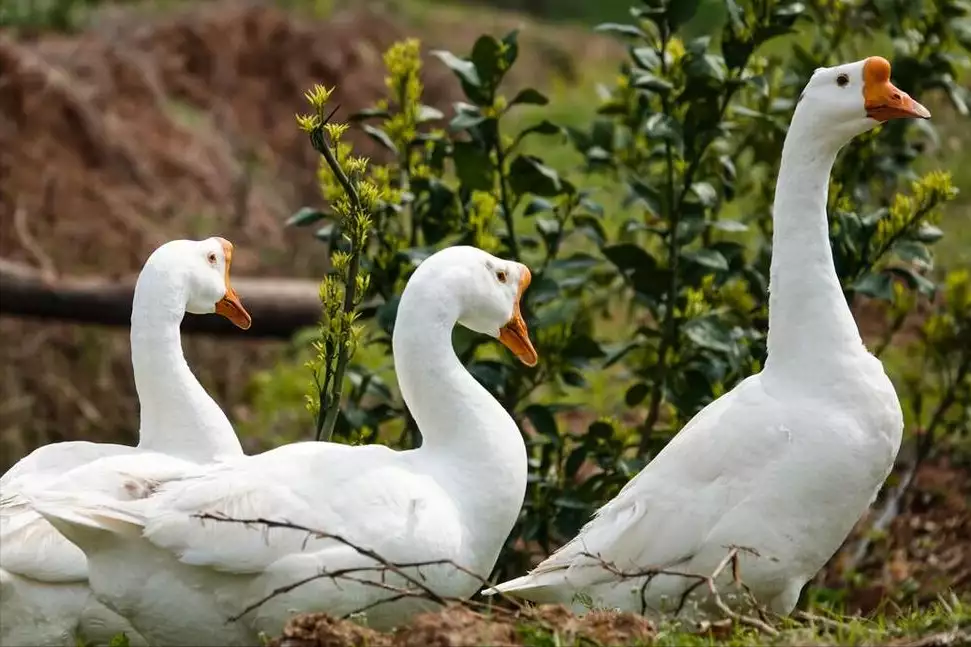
left=836, top=73, right=849, bottom=87
left=496, top=270, right=507, bottom=284
left=207, top=252, right=218, bottom=265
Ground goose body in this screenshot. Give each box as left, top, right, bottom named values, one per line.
left=1, top=238, right=251, bottom=646
left=28, top=246, right=537, bottom=646
left=487, top=57, right=928, bottom=618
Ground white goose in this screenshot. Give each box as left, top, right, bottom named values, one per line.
left=28, top=246, right=537, bottom=646
left=486, top=57, right=929, bottom=617
left=1, top=237, right=252, bottom=646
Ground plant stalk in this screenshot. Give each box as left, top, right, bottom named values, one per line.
left=639, top=28, right=679, bottom=454
left=494, top=121, right=521, bottom=261
left=310, top=106, right=365, bottom=442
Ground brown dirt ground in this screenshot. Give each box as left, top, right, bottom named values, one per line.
left=821, top=456, right=971, bottom=615
left=270, top=603, right=656, bottom=647
left=0, top=0, right=617, bottom=466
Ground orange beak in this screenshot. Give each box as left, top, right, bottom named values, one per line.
left=498, top=266, right=538, bottom=367
left=213, top=238, right=252, bottom=330
left=863, top=56, right=931, bottom=122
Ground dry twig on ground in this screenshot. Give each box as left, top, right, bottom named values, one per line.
left=578, top=546, right=779, bottom=636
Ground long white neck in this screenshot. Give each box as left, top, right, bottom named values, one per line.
left=764, top=116, right=868, bottom=376
left=392, top=275, right=527, bottom=562
left=130, top=267, right=243, bottom=462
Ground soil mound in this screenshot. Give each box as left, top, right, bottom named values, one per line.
left=0, top=1, right=459, bottom=465
left=271, top=603, right=657, bottom=647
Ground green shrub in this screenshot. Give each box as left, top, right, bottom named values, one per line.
left=254, top=0, right=970, bottom=597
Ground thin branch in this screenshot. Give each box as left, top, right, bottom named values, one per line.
left=639, top=27, right=677, bottom=454
left=917, top=347, right=971, bottom=463
left=494, top=122, right=520, bottom=262
left=193, top=512, right=528, bottom=623
left=577, top=545, right=777, bottom=635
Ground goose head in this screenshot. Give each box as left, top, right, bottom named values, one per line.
left=795, top=56, right=930, bottom=143
left=411, top=246, right=539, bottom=367
left=142, top=237, right=252, bottom=329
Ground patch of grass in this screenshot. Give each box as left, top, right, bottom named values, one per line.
left=511, top=596, right=970, bottom=646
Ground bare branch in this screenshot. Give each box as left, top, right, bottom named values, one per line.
left=193, top=512, right=529, bottom=624
left=577, top=546, right=778, bottom=636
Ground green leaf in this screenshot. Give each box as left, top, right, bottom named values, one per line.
left=666, top=0, right=702, bottom=30
left=564, top=334, right=604, bottom=361
left=888, top=267, right=937, bottom=298
left=417, top=105, right=445, bottom=123
left=348, top=107, right=390, bottom=122
left=286, top=207, right=327, bottom=227
left=723, top=0, right=744, bottom=29
left=625, top=382, right=650, bottom=407
left=721, top=33, right=753, bottom=71
left=603, top=340, right=640, bottom=368
left=564, top=446, right=590, bottom=478
left=690, top=182, right=718, bottom=207
left=508, top=155, right=565, bottom=197
left=524, top=196, right=555, bottom=215
left=914, top=223, right=944, bottom=243
left=362, top=125, right=398, bottom=154
left=450, top=111, right=487, bottom=131
left=452, top=141, right=494, bottom=191
left=632, top=72, right=674, bottom=93
left=512, top=120, right=563, bottom=149
left=524, top=404, right=559, bottom=442
left=314, top=223, right=335, bottom=242
left=893, top=240, right=933, bottom=268
left=588, top=421, right=615, bottom=441
left=628, top=178, right=661, bottom=217
left=509, top=87, right=549, bottom=107
left=501, top=30, right=520, bottom=70
left=603, top=243, right=654, bottom=273
left=630, top=46, right=660, bottom=70
left=683, top=48, right=726, bottom=85
left=562, top=370, right=586, bottom=387
left=470, top=34, right=503, bottom=92
left=431, top=50, right=486, bottom=104
left=710, top=219, right=749, bottom=233
left=683, top=249, right=729, bottom=271
left=431, top=50, right=481, bottom=86
left=852, top=272, right=894, bottom=301
left=536, top=218, right=561, bottom=243
left=644, top=113, right=683, bottom=147
left=574, top=214, right=607, bottom=246
left=683, top=317, right=735, bottom=354
left=376, top=297, right=401, bottom=335
left=594, top=22, right=647, bottom=38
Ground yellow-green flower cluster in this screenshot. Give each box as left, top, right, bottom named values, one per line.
left=383, top=38, right=423, bottom=152
left=873, top=170, right=956, bottom=255
left=468, top=190, right=501, bottom=253
left=680, top=283, right=712, bottom=320
left=717, top=277, right=758, bottom=320
left=296, top=84, right=334, bottom=133
left=924, top=269, right=971, bottom=346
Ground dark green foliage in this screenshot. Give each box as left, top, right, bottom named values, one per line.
left=284, top=0, right=970, bottom=591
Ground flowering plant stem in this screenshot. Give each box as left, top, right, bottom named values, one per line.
left=308, top=105, right=364, bottom=442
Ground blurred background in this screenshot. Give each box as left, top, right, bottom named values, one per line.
left=1, top=0, right=969, bottom=621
